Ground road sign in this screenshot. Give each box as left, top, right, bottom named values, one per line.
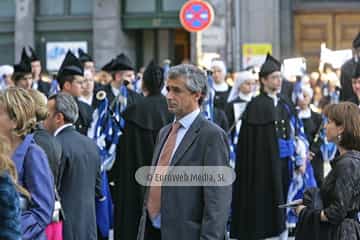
left=179, top=0, right=214, bottom=32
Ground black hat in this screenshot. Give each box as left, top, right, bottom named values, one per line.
left=101, top=58, right=115, bottom=72
left=29, top=46, right=40, bottom=62
left=14, top=47, right=32, bottom=74
left=57, top=50, right=84, bottom=81
left=353, top=61, right=360, bottom=79
left=259, top=53, right=281, bottom=78
left=142, top=60, right=164, bottom=94
left=353, top=32, right=360, bottom=49
left=78, top=48, right=93, bottom=63
left=111, top=53, right=134, bottom=71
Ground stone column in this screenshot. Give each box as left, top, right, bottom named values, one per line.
left=93, top=0, right=136, bottom=69
left=15, top=0, right=35, bottom=62
left=239, top=0, right=281, bottom=62
left=201, top=0, right=227, bottom=62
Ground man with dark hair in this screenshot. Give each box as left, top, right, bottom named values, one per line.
left=57, top=50, right=93, bottom=135
left=43, top=92, right=101, bottom=240
left=231, top=54, right=305, bottom=240
left=12, top=48, right=33, bottom=89
left=78, top=48, right=96, bottom=75
left=101, top=53, right=142, bottom=105
left=340, top=32, right=360, bottom=101
left=28, top=46, right=51, bottom=96
left=137, top=64, right=232, bottom=240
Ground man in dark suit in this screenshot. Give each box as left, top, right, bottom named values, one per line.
left=43, top=92, right=101, bottom=240
left=57, top=50, right=93, bottom=135
left=137, top=64, right=232, bottom=240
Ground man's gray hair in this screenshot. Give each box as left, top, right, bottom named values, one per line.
left=49, top=92, right=79, bottom=123
left=168, top=64, right=208, bottom=102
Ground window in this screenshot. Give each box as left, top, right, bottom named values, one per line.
left=71, top=0, right=92, bottom=15
left=125, top=0, right=156, bottom=13
left=162, top=0, right=187, bottom=11
left=39, top=0, right=65, bottom=16
left=0, top=0, right=15, bottom=17
left=38, top=0, right=92, bottom=16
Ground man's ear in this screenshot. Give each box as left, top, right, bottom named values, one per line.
left=54, top=111, right=65, bottom=124
left=63, top=81, right=71, bottom=91
left=193, top=91, right=202, bottom=102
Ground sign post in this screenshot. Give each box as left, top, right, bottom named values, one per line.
left=179, top=0, right=214, bottom=33
left=180, top=0, right=214, bottom=65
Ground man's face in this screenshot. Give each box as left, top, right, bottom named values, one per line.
left=63, top=75, right=84, bottom=97
left=84, top=61, right=95, bottom=75
left=43, top=99, right=60, bottom=134
left=82, top=71, right=95, bottom=96
left=261, top=71, right=282, bottom=94
left=16, top=73, right=33, bottom=89
left=166, top=77, right=200, bottom=119
left=31, top=61, right=42, bottom=77
left=352, top=77, right=360, bottom=97
left=114, top=70, right=135, bottom=85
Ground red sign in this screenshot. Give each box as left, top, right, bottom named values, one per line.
left=179, top=0, right=214, bottom=32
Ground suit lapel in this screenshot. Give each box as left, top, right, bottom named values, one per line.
left=170, top=114, right=203, bottom=166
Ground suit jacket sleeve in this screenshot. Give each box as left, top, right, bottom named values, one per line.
left=21, top=145, right=55, bottom=239
left=95, top=152, right=102, bottom=198
left=200, top=129, right=232, bottom=240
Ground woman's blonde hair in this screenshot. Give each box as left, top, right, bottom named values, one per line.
left=0, top=87, right=36, bottom=137
left=0, top=135, right=30, bottom=198
left=27, top=89, right=48, bottom=122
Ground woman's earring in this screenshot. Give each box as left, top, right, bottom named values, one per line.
left=337, top=134, right=342, bottom=141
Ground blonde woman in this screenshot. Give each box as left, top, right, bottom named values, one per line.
left=0, top=87, right=54, bottom=240
left=0, top=135, right=29, bottom=240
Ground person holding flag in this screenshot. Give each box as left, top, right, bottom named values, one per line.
left=230, top=53, right=307, bottom=240
left=112, top=60, right=173, bottom=240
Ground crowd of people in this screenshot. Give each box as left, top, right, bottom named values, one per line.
left=0, top=31, right=360, bottom=240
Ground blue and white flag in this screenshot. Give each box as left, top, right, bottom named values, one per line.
left=49, top=79, right=60, bottom=95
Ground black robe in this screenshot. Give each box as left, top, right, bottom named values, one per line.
left=35, top=78, right=51, bottom=97
left=347, top=96, right=360, bottom=106
left=230, top=93, right=294, bottom=240
left=106, top=84, right=143, bottom=185
left=213, top=107, right=229, bottom=131
left=301, top=110, right=324, bottom=186
left=296, top=151, right=360, bottom=240
left=340, top=58, right=357, bottom=101
left=112, top=94, right=173, bottom=240
left=75, top=98, right=93, bottom=135
left=214, top=87, right=231, bottom=112
left=281, top=79, right=294, bottom=103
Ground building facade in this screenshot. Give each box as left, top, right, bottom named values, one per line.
left=1, top=0, right=360, bottom=72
